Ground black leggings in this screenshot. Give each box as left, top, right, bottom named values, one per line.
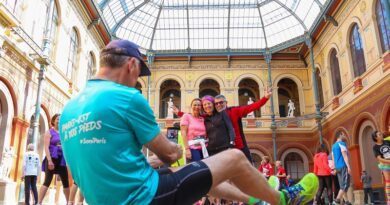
left=316, top=175, right=332, bottom=204
left=24, top=175, right=38, bottom=205
left=43, top=158, right=69, bottom=188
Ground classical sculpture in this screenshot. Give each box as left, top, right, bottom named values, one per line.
left=0, top=147, right=15, bottom=180
left=247, top=97, right=255, bottom=118
left=166, top=98, right=174, bottom=119
left=287, top=99, right=295, bottom=118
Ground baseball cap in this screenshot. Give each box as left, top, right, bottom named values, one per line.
left=101, top=39, right=151, bottom=76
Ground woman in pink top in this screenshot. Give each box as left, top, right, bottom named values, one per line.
left=313, top=145, right=332, bottom=205
left=180, top=98, right=207, bottom=161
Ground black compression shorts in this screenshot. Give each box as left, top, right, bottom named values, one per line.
left=150, top=161, right=212, bottom=205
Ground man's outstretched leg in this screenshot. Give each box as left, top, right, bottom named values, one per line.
left=202, top=149, right=318, bottom=205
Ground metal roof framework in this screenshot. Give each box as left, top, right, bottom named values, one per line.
left=95, top=0, right=333, bottom=56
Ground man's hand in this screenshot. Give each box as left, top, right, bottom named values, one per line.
left=172, top=105, right=179, bottom=115
left=347, top=166, right=351, bottom=174
left=186, top=148, right=192, bottom=160
left=147, top=155, right=164, bottom=168
left=264, top=86, right=272, bottom=99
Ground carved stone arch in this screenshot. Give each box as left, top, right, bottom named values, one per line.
left=314, top=63, right=322, bottom=73
left=0, top=76, right=18, bottom=116
left=380, top=96, right=390, bottom=132
left=327, top=44, right=341, bottom=69
left=347, top=17, right=365, bottom=37
left=279, top=148, right=310, bottom=179
left=194, top=74, right=225, bottom=90
left=358, top=119, right=382, bottom=186
left=155, top=74, right=186, bottom=89
left=273, top=73, right=305, bottom=116
left=331, top=127, right=351, bottom=145
left=314, top=64, right=326, bottom=108
left=53, top=0, right=62, bottom=24
left=346, top=17, right=368, bottom=79
left=248, top=143, right=272, bottom=159
left=155, top=75, right=185, bottom=118
left=248, top=143, right=271, bottom=167
left=137, top=77, right=146, bottom=94
left=234, top=73, right=265, bottom=89
left=72, top=26, right=82, bottom=49
left=352, top=112, right=379, bottom=145
left=0, top=77, right=17, bottom=158
left=326, top=46, right=342, bottom=97
left=277, top=143, right=313, bottom=162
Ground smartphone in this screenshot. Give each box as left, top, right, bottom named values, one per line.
left=166, top=127, right=179, bottom=144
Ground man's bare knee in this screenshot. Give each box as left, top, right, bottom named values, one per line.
left=225, top=149, right=248, bottom=166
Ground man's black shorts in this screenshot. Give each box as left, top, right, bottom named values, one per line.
left=150, top=161, right=212, bottom=205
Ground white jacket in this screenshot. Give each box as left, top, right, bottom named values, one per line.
left=23, top=151, right=40, bottom=176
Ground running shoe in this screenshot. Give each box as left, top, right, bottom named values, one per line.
left=281, top=173, right=319, bottom=205
left=268, top=175, right=280, bottom=190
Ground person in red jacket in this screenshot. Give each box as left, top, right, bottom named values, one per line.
left=313, top=145, right=332, bottom=205
left=172, top=87, right=271, bottom=163
left=214, top=87, right=272, bottom=163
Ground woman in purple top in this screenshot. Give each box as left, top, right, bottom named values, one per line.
left=38, top=114, right=70, bottom=204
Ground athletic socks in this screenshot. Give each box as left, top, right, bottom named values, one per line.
left=278, top=191, right=287, bottom=205
left=248, top=196, right=263, bottom=205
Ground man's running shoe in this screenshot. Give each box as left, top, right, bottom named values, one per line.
left=281, top=173, right=319, bottom=205
left=268, top=175, right=280, bottom=190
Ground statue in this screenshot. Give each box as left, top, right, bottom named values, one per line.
left=0, top=146, right=15, bottom=180
left=287, top=99, right=295, bottom=118
left=166, top=98, right=174, bottom=119
left=247, top=97, right=255, bottom=118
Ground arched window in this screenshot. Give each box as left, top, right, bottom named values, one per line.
left=349, top=24, right=366, bottom=78
left=87, top=52, right=96, bottom=80
left=66, top=28, right=79, bottom=79
left=47, top=1, right=59, bottom=57
left=376, top=0, right=390, bottom=53
left=315, top=68, right=324, bottom=108
left=330, top=49, right=342, bottom=95
left=284, top=152, right=305, bottom=180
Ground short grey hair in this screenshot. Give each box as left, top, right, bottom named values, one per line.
left=100, top=53, right=130, bottom=68
left=215, top=94, right=226, bottom=101
left=27, top=143, right=34, bottom=151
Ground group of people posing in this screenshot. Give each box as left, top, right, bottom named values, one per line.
left=177, top=88, right=271, bottom=163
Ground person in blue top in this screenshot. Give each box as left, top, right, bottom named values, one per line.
left=59, top=39, right=318, bottom=205
left=331, top=134, right=352, bottom=205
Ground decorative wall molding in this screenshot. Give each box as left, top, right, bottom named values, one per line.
left=153, top=62, right=307, bottom=70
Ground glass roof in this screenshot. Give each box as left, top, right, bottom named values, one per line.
left=96, top=0, right=328, bottom=52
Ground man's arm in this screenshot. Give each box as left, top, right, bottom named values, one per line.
left=232, top=87, right=272, bottom=117
left=222, top=111, right=235, bottom=145
left=341, top=150, right=351, bottom=173
left=376, top=156, right=390, bottom=164
left=172, top=105, right=184, bottom=117
left=145, top=133, right=183, bottom=164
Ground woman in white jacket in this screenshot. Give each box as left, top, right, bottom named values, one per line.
left=22, top=143, right=40, bottom=205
